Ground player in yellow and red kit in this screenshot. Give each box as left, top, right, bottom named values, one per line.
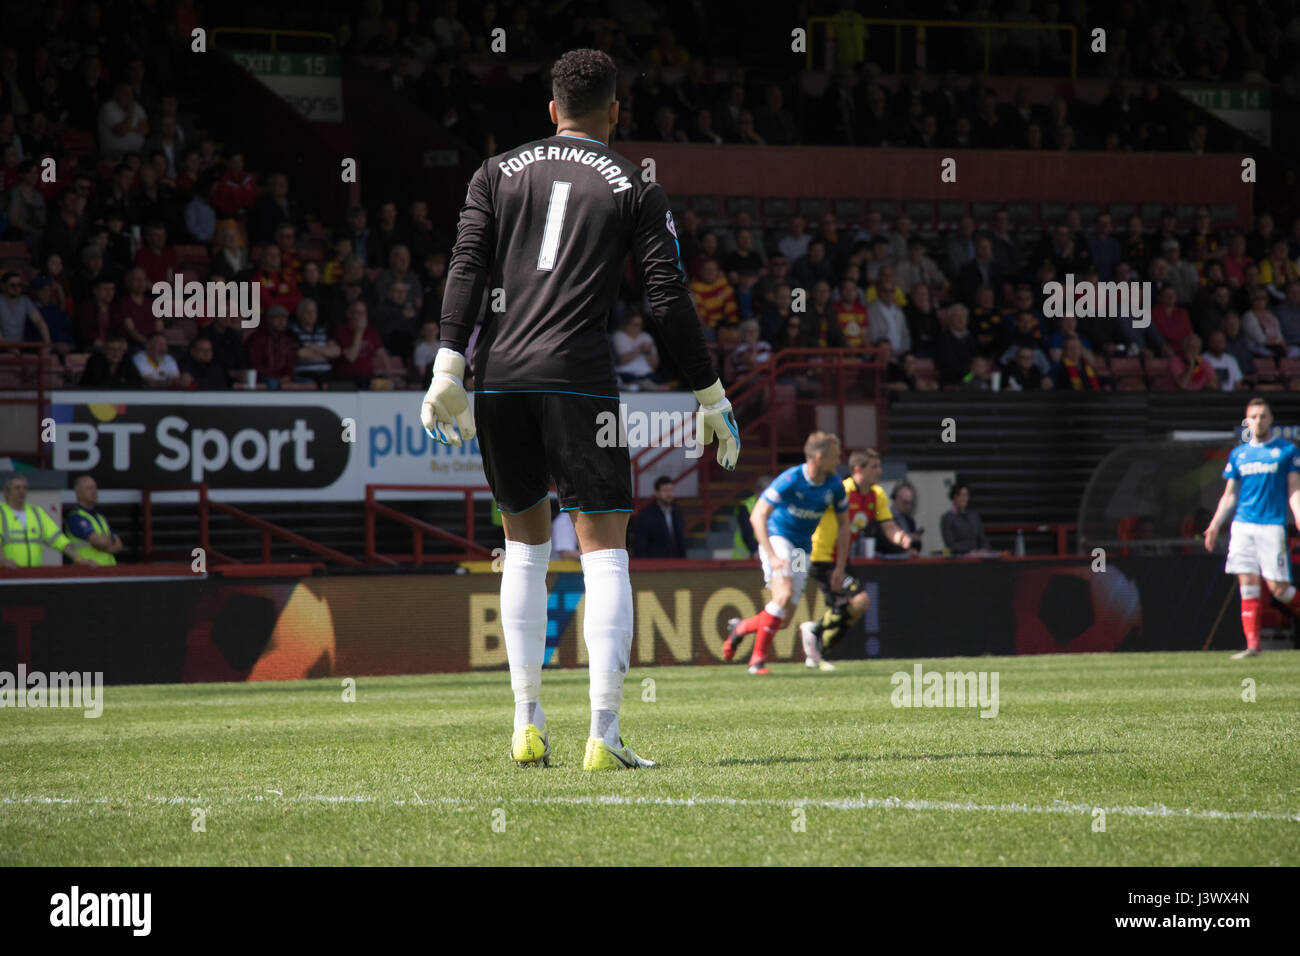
left=800, top=448, right=912, bottom=669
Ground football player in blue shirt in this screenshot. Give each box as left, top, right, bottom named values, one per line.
left=1205, top=397, right=1300, bottom=657
left=723, top=432, right=850, bottom=673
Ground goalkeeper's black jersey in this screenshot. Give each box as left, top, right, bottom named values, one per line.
left=439, top=133, right=716, bottom=395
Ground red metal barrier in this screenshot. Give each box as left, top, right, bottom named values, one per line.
left=984, top=522, right=1077, bottom=555
left=365, top=483, right=495, bottom=564
left=0, top=560, right=325, bottom=580
left=630, top=347, right=886, bottom=535
left=142, top=482, right=360, bottom=565
left=0, top=340, right=56, bottom=468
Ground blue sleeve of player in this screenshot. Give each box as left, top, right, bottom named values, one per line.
left=1288, top=443, right=1300, bottom=476
left=833, top=481, right=849, bottom=512
left=762, top=469, right=798, bottom=507
left=1223, top=448, right=1240, bottom=481
left=66, top=512, right=92, bottom=540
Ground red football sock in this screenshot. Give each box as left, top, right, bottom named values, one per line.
left=1241, top=596, right=1261, bottom=652
left=749, top=609, right=783, bottom=664
left=735, top=612, right=766, bottom=635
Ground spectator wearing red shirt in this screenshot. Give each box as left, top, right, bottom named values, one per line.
left=134, top=222, right=177, bottom=285
left=256, top=245, right=302, bottom=317
left=1221, top=233, right=1252, bottom=289
left=175, top=147, right=202, bottom=192
left=833, top=277, right=869, bottom=347
left=247, top=306, right=298, bottom=388
left=1150, top=285, right=1193, bottom=349
left=1169, top=333, right=1216, bottom=390
left=113, top=266, right=164, bottom=347
left=75, top=277, right=124, bottom=351
left=211, top=152, right=258, bottom=217
left=332, top=300, right=392, bottom=387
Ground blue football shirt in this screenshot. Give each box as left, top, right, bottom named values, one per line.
left=761, top=464, right=849, bottom=552
left=1223, top=437, right=1300, bottom=526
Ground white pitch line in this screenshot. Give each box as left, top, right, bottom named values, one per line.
left=2, top=793, right=1298, bottom=822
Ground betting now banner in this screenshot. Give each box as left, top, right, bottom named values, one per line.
left=46, top=391, right=701, bottom=503
left=0, top=557, right=1239, bottom=685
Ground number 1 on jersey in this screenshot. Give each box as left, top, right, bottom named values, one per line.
left=537, top=180, right=572, bottom=272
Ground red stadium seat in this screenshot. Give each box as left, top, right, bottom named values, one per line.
left=1115, top=376, right=1146, bottom=391
left=1280, top=358, right=1300, bottom=381
left=0, top=241, right=31, bottom=263
left=1143, top=357, right=1175, bottom=389
left=1254, top=357, right=1278, bottom=383
left=1108, top=356, right=1141, bottom=377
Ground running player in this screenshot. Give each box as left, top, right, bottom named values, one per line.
left=421, top=49, right=740, bottom=769
left=799, top=448, right=913, bottom=670
left=1204, top=397, right=1300, bottom=658
left=722, top=432, right=849, bottom=674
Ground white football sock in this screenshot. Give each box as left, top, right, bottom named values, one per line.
left=581, top=548, right=632, bottom=747
left=502, top=539, right=551, bottom=732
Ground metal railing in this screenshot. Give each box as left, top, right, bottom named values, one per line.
left=806, top=16, right=1079, bottom=78
left=142, top=482, right=361, bottom=565
left=0, top=340, right=57, bottom=468
left=630, top=347, right=887, bottom=536
left=364, top=484, right=495, bottom=565
left=984, top=522, right=1076, bottom=555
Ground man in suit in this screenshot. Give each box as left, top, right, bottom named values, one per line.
left=635, top=476, right=686, bottom=558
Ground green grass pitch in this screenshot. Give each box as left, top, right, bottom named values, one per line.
left=2, top=651, right=1298, bottom=865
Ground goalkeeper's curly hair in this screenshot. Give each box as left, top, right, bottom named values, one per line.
left=551, top=48, right=618, bottom=119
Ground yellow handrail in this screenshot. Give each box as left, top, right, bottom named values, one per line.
left=806, top=16, right=1078, bottom=79
left=211, top=27, right=337, bottom=52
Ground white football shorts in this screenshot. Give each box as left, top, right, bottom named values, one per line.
left=759, top=535, right=809, bottom=604
left=1225, top=520, right=1291, bottom=580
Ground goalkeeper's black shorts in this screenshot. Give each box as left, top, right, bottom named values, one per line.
left=475, top=390, right=634, bottom=516
left=810, top=561, right=863, bottom=613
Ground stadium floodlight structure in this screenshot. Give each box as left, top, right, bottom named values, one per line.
left=1077, top=433, right=1239, bottom=556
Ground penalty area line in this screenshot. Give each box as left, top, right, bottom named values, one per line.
left=3, top=793, right=1298, bottom=822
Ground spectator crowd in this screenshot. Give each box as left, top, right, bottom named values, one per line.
left=618, top=201, right=1300, bottom=396
left=1, top=0, right=1298, bottom=401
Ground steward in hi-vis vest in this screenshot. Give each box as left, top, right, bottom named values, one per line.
left=0, top=474, right=92, bottom=568
left=66, top=474, right=123, bottom=566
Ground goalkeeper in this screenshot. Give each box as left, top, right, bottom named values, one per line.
left=800, top=449, right=912, bottom=669
left=421, top=48, right=738, bottom=772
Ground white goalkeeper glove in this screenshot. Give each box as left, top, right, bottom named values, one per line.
left=421, top=349, right=476, bottom=447
left=694, top=378, right=740, bottom=470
